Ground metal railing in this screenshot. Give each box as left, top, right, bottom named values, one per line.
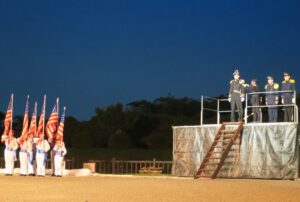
left=244, top=90, right=298, bottom=124
left=200, top=96, right=238, bottom=125
left=200, top=90, right=298, bottom=125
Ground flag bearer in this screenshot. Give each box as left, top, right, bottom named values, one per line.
left=18, top=137, right=28, bottom=176
left=265, top=76, right=280, bottom=122
left=53, top=137, right=67, bottom=177
left=35, top=134, right=50, bottom=176
left=281, top=72, right=296, bottom=122
left=26, top=134, right=36, bottom=176
left=1, top=130, right=19, bottom=176
left=229, top=69, right=245, bottom=122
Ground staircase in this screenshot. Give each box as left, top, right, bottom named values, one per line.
left=194, top=122, right=244, bottom=179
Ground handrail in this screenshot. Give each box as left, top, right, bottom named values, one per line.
left=244, top=90, right=297, bottom=124
left=201, top=90, right=298, bottom=125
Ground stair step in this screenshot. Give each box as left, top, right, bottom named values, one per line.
left=200, top=169, right=216, bottom=171
left=223, top=122, right=243, bottom=125
left=212, top=145, right=227, bottom=148
left=220, top=130, right=236, bottom=133
left=204, top=162, right=219, bottom=165
left=209, top=151, right=224, bottom=154
left=206, top=157, right=221, bottom=160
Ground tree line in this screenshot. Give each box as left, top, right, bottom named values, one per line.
left=0, top=94, right=299, bottom=149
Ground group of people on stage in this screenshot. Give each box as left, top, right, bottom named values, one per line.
left=229, top=70, right=296, bottom=123
left=1, top=131, right=67, bottom=177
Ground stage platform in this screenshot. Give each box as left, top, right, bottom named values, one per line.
left=172, top=123, right=299, bottom=179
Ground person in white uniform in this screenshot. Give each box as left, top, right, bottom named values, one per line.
left=35, top=134, right=50, bottom=176
left=1, top=130, right=19, bottom=176
left=26, top=134, right=36, bottom=176
left=17, top=137, right=28, bottom=176
left=53, top=138, right=67, bottom=177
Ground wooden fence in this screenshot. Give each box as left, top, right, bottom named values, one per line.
left=0, top=157, right=173, bottom=174
left=85, top=158, right=173, bottom=174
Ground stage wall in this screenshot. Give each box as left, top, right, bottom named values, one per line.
left=172, top=123, right=299, bottom=179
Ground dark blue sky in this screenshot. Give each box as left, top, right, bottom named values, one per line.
left=0, top=0, right=299, bottom=120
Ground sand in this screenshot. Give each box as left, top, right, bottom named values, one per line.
left=1, top=175, right=299, bottom=202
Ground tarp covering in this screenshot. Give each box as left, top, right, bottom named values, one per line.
left=172, top=123, right=299, bottom=179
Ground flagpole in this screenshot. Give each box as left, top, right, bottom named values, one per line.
left=34, top=102, right=38, bottom=136
left=42, top=95, right=46, bottom=137
left=10, top=94, right=14, bottom=133
left=57, top=97, right=59, bottom=123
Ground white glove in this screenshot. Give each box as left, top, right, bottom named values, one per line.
left=281, top=99, right=284, bottom=104
left=228, top=98, right=231, bottom=102
left=241, top=97, right=245, bottom=102
left=292, top=98, right=295, bottom=104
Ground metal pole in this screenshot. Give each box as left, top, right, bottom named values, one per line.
left=245, top=93, right=248, bottom=124
left=217, top=98, right=220, bottom=124
left=200, top=96, right=203, bottom=125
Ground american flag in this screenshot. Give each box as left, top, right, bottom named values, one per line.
left=2, top=94, right=13, bottom=136
left=56, top=107, right=66, bottom=140
left=46, top=98, right=59, bottom=139
left=28, top=102, right=37, bottom=138
left=20, top=96, right=30, bottom=139
left=37, top=95, right=46, bottom=137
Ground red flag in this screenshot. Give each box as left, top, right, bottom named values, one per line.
left=2, top=94, right=13, bottom=136
left=46, top=98, right=59, bottom=139
left=28, top=102, right=37, bottom=138
left=37, top=95, right=46, bottom=137
left=56, top=107, right=66, bottom=141
left=20, top=96, right=30, bottom=140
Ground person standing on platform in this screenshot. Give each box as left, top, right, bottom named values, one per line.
left=18, top=137, right=29, bottom=176
left=281, top=72, right=296, bottom=122
left=35, top=134, right=50, bottom=176
left=229, top=69, right=245, bottom=122
left=1, top=130, right=19, bottom=176
left=249, top=79, right=261, bottom=122
left=265, top=76, right=280, bottom=122
left=53, top=138, right=67, bottom=177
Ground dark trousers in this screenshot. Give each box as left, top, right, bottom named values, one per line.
left=251, top=97, right=260, bottom=122
left=283, top=97, right=293, bottom=122
left=231, top=95, right=243, bottom=122
left=268, top=107, right=278, bottom=122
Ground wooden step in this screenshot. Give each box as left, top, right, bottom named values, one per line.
left=199, top=169, right=216, bottom=171
left=212, top=145, right=227, bottom=148
left=220, top=130, right=236, bottom=134
left=204, top=162, right=219, bottom=165
left=209, top=151, right=224, bottom=154
left=223, top=122, right=243, bottom=125
left=206, top=157, right=221, bottom=160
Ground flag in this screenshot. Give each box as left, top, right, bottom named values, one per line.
left=28, top=102, right=37, bottom=138
left=56, top=107, right=66, bottom=141
left=2, top=94, right=13, bottom=136
left=20, top=95, right=30, bottom=139
left=46, top=98, right=59, bottom=139
left=37, top=95, right=46, bottom=137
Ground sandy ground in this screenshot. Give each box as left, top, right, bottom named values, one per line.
left=1, top=175, right=300, bottom=202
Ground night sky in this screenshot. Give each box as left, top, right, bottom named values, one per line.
left=0, top=0, right=299, bottom=120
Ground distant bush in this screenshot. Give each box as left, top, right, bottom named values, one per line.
left=108, top=130, right=131, bottom=149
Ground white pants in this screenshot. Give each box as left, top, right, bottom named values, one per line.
left=27, top=152, right=35, bottom=174
left=54, top=155, right=64, bottom=176
left=36, top=152, right=47, bottom=176
left=19, top=151, right=28, bottom=175
left=5, top=149, right=16, bottom=174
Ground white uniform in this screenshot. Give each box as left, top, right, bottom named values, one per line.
left=25, top=139, right=35, bottom=175
left=53, top=142, right=67, bottom=176
left=35, top=139, right=50, bottom=176
left=18, top=139, right=29, bottom=175
left=2, top=136, right=19, bottom=175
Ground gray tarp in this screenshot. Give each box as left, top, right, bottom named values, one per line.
left=172, top=123, right=299, bottom=179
